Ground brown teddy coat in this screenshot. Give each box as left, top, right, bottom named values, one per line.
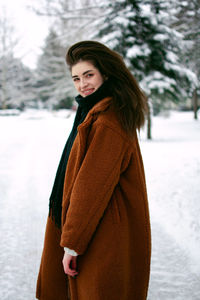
left=36, top=97, right=151, bottom=300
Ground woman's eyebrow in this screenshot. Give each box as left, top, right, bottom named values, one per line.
left=72, top=70, right=93, bottom=78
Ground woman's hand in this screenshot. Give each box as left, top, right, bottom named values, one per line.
left=62, top=252, right=78, bottom=277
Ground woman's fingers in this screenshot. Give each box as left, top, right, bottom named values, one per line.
left=62, top=253, right=78, bottom=277
left=63, top=260, right=78, bottom=276
left=71, top=256, right=77, bottom=270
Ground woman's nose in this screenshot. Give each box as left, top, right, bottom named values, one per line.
left=80, top=78, right=88, bottom=88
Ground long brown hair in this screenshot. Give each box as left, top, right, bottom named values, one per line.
left=66, top=40, right=147, bottom=134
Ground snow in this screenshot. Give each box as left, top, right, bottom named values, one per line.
left=140, top=3, right=151, bottom=17
left=140, top=72, right=177, bottom=94
left=153, top=33, right=169, bottom=41
left=114, top=16, right=129, bottom=27
left=101, top=30, right=122, bottom=49
left=166, top=51, right=178, bottom=63
left=0, top=109, right=200, bottom=299
left=164, top=62, right=198, bottom=86
left=127, top=45, right=151, bottom=58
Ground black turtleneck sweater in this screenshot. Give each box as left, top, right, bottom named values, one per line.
left=49, top=80, right=111, bottom=227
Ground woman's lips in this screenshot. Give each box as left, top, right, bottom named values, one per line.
left=82, top=88, right=95, bottom=96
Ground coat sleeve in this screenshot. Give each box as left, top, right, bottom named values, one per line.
left=60, top=123, right=130, bottom=254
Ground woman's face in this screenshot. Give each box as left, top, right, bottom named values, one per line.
left=71, top=61, right=104, bottom=97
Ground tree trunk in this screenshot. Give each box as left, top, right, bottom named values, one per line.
left=193, top=88, right=198, bottom=120
left=1, top=61, right=7, bottom=110
left=147, top=101, right=152, bottom=140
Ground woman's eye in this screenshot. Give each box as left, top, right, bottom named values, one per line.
left=73, top=78, right=79, bottom=82
left=86, top=73, right=93, bottom=78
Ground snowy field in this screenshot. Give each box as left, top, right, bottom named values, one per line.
left=0, top=109, right=200, bottom=300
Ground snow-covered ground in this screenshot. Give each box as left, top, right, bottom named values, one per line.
left=0, top=109, right=199, bottom=300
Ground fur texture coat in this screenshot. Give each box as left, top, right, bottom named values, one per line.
left=36, top=97, right=151, bottom=300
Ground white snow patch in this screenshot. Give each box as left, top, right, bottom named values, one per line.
left=166, top=51, right=178, bottom=63
left=127, top=44, right=151, bottom=58
left=140, top=72, right=177, bottom=93
left=154, top=34, right=168, bottom=41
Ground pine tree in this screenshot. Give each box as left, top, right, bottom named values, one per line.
left=94, top=0, right=197, bottom=138
left=0, top=56, right=36, bottom=110
left=35, top=29, right=74, bottom=110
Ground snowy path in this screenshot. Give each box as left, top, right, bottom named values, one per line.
left=0, top=110, right=199, bottom=299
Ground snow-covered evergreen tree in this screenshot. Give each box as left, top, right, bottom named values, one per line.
left=95, top=0, right=196, bottom=115
left=35, top=29, right=74, bottom=109
left=0, top=55, right=36, bottom=109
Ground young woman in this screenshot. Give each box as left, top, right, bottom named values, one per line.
left=36, top=41, right=151, bottom=300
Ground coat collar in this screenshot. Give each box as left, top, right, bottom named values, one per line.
left=77, top=97, right=112, bottom=133
left=88, top=97, right=112, bottom=115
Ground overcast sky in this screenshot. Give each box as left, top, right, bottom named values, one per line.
left=0, top=0, right=49, bottom=69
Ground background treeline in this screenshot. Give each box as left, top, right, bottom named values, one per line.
left=0, top=0, right=199, bottom=122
